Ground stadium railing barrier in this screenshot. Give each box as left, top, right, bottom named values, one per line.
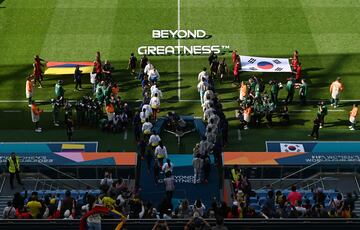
left=1, top=218, right=360, bottom=230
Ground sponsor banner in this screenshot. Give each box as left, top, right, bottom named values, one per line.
left=266, top=141, right=360, bottom=153
left=0, top=142, right=98, bottom=153
left=0, top=151, right=136, bottom=166
left=240, top=55, right=292, bottom=72
left=223, top=151, right=360, bottom=166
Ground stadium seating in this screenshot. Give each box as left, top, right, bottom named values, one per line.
left=20, top=189, right=101, bottom=200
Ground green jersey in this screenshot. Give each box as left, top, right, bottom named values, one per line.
left=299, top=83, right=308, bottom=96
left=55, top=83, right=64, bottom=97
left=286, top=80, right=295, bottom=93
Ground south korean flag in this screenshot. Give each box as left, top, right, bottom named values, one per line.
left=280, top=143, right=305, bottom=153
left=239, top=55, right=292, bottom=73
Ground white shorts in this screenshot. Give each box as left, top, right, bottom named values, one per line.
left=26, top=92, right=33, bottom=99
left=350, top=116, right=356, bottom=123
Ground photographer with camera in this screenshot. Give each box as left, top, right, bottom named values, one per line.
left=51, top=97, right=62, bottom=127
left=184, top=212, right=211, bottom=230
left=317, top=101, right=328, bottom=129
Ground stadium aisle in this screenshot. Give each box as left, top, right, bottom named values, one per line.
left=139, top=154, right=220, bottom=209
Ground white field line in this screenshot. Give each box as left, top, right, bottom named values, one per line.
left=3, top=110, right=21, bottom=113
left=177, top=0, right=181, bottom=101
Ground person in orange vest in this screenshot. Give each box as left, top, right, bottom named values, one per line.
left=31, top=101, right=43, bottom=132
left=111, top=83, right=119, bottom=98
left=105, top=102, right=115, bottom=123
left=349, top=104, right=358, bottom=131
left=239, top=81, right=248, bottom=102
left=25, top=75, right=34, bottom=106
left=330, top=77, right=344, bottom=108
left=243, top=105, right=252, bottom=130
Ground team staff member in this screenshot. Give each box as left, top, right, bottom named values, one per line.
left=309, top=117, right=321, bottom=140
left=299, top=79, right=308, bottom=105
left=218, top=58, right=229, bottom=83
left=317, top=101, right=327, bottom=129
left=25, top=75, right=34, bottom=106
left=349, top=104, right=358, bottom=131
left=74, top=65, right=82, bottom=91
left=7, top=152, right=23, bottom=189
left=128, top=53, right=137, bottom=76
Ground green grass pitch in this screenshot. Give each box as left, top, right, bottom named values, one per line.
left=0, top=0, right=359, bottom=153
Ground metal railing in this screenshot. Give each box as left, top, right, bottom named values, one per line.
left=257, top=161, right=322, bottom=190
left=355, top=175, right=360, bottom=193
left=37, top=162, right=96, bottom=189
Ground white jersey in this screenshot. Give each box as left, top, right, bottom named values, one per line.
left=203, top=90, right=215, bottom=102
left=142, top=104, right=153, bottom=116
left=155, top=146, right=168, bottom=159
left=150, top=96, right=160, bottom=109
left=150, top=86, right=163, bottom=98
left=142, top=122, right=153, bottom=134
left=198, top=71, right=209, bottom=82
left=144, top=63, right=153, bottom=75
left=149, top=134, right=161, bottom=146
left=90, top=72, right=97, bottom=84
left=197, top=81, right=207, bottom=93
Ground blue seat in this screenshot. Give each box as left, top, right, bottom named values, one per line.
left=258, top=197, right=267, bottom=206
left=55, top=190, right=66, bottom=197
left=256, top=190, right=268, bottom=199
left=250, top=204, right=261, bottom=213
left=89, top=189, right=101, bottom=196
left=71, top=190, right=79, bottom=198
left=249, top=197, right=258, bottom=204
left=328, top=193, right=338, bottom=200
left=305, top=192, right=313, bottom=199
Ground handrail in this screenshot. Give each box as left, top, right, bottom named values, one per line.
left=354, top=175, right=360, bottom=193
left=257, top=161, right=322, bottom=190
left=37, top=162, right=96, bottom=189
left=0, top=176, right=6, bottom=194
left=301, top=177, right=338, bottom=190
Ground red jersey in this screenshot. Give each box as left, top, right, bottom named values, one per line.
left=291, top=58, right=298, bottom=68
left=233, top=62, right=240, bottom=76
left=287, top=191, right=302, bottom=206
left=232, top=51, right=237, bottom=63
left=33, top=62, right=42, bottom=76
left=94, top=61, right=102, bottom=74
left=295, top=65, right=302, bottom=80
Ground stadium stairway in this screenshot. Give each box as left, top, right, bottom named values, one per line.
left=354, top=200, right=360, bottom=217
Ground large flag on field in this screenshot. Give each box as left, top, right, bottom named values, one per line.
left=240, top=55, right=292, bottom=73
left=44, top=61, right=94, bottom=75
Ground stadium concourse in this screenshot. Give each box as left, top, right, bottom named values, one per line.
left=1, top=0, right=360, bottom=229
